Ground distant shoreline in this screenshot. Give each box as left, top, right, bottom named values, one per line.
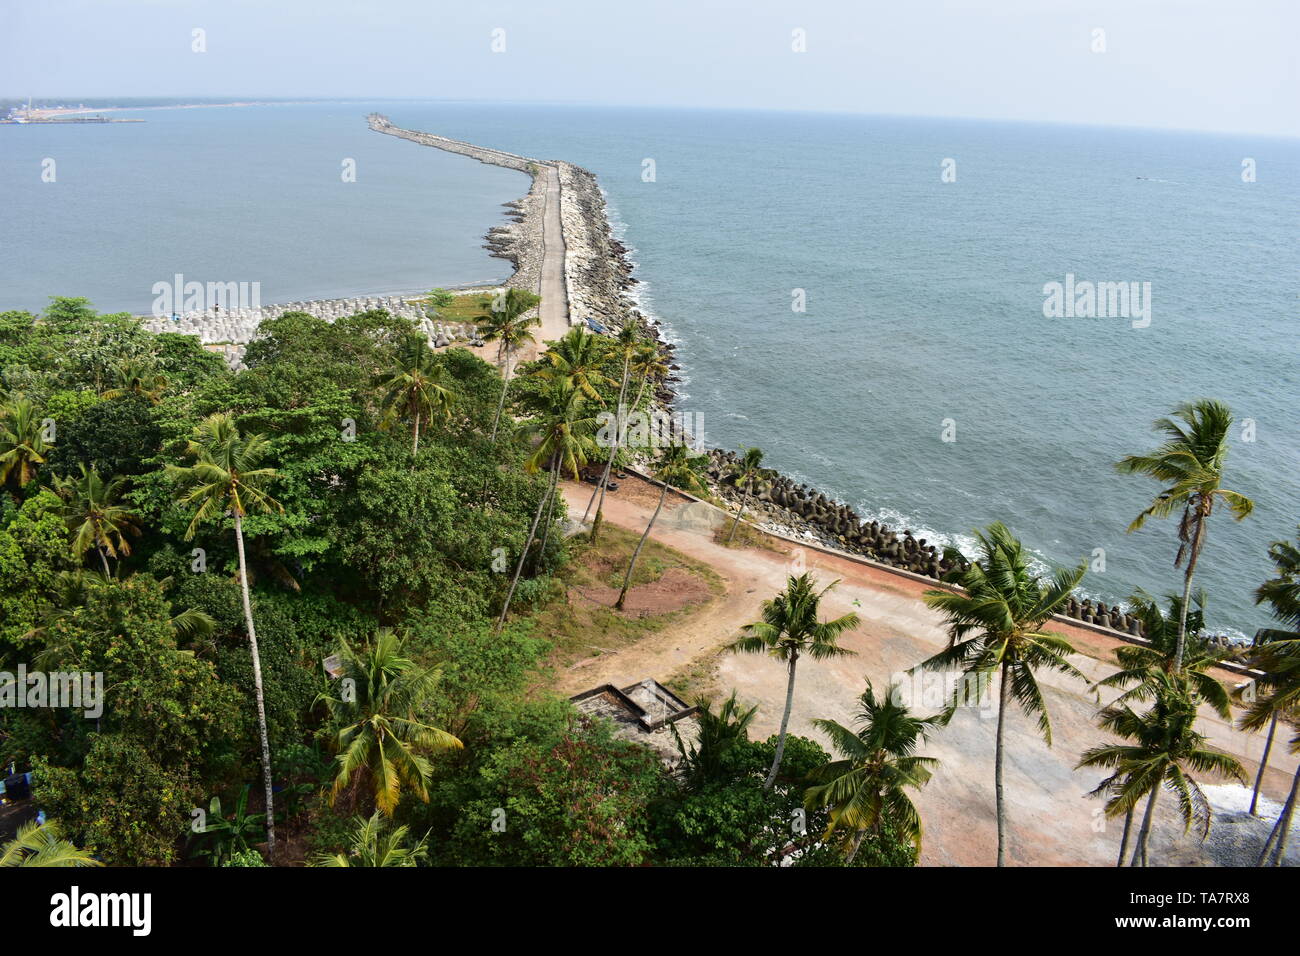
left=23, top=100, right=308, bottom=120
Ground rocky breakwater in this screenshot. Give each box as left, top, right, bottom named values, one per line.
left=702, top=447, right=1188, bottom=644
left=368, top=113, right=548, bottom=306
left=368, top=114, right=681, bottom=398
left=552, top=160, right=682, bottom=403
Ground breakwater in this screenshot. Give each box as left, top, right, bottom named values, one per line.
left=367, top=113, right=679, bottom=400
left=365, top=117, right=1235, bottom=648
left=366, top=113, right=551, bottom=306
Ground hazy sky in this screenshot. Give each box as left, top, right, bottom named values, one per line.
left=2, top=0, right=1295, bottom=136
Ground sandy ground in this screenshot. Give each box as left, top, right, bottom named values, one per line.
left=557, top=475, right=1298, bottom=867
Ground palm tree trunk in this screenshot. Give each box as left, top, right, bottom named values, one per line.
left=994, top=662, right=1010, bottom=866
left=727, top=489, right=750, bottom=544
left=1131, top=784, right=1160, bottom=867
left=412, top=410, right=421, bottom=459
left=1174, top=513, right=1207, bottom=672
left=233, top=513, right=276, bottom=860
left=1116, top=806, right=1134, bottom=867
left=845, top=827, right=867, bottom=864
left=764, top=654, right=799, bottom=790
left=489, top=349, right=511, bottom=444
left=585, top=361, right=630, bottom=542
left=1249, top=712, right=1278, bottom=816
left=98, top=545, right=111, bottom=576
left=1258, top=763, right=1300, bottom=866
left=496, top=460, right=556, bottom=633
left=533, top=475, right=560, bottom=573
left=614, top=479, right=668, bottom=610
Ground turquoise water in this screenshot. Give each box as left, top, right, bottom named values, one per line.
left=3, top=101, right=1297, bottom=634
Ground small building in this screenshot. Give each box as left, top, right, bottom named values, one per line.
left=571, top=679, right=699, bottom=766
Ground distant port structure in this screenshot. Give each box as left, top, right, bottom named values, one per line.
left=2, top=98, right=142, bottom=124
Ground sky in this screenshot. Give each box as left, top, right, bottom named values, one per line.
left=1, top=0, right=1296, bottom=137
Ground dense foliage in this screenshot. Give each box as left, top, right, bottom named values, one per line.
left=0, top=298, right=909, bottom=868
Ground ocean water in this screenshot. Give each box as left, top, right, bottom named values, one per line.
left=3, top=101, right=1297, bottom=634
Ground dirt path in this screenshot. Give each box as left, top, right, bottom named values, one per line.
left=559, top=474, right=1298, bottom=867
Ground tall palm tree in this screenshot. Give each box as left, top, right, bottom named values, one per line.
left=613, top=443, right=709, bottom=611
left=1080, top=673, right=1246, bottom=866
left=1095, top=590, right=1231, bottom=717
left=495, top=381, right=597, bottom=632
left=725, top=446, right=771, bottom=544
left=317, top=630, right=462, bottom=816
left=726, top=573, right=860, bottom=789
left=310, top=811, right=429, bottom=867
left=916, top=521, right=1086, bottom=866
left=1239, top=530, right=1300, bottom=864
left=535, top=324, right=614, bottom=401
left=627, top=341, right=668, bottom=414
left=583, top=324, right=640, bottom=543
left=476, top=288, right=541, bottom=443
left=1117, top=399, right=1254, bottom=672
left=804, top=679, right=944, bottom=861
left=374, top=335, right=454, bottom=458
left=1090, top=589, right=1231, bottom=858
left=0, top=398, right=49, bottom=495
left=166, top=412, right=283, bottom=858
left=1247, top=527, right=1300, bottom=816
left=54, top=464, right=140, bottom=575
left=0, top=819, right=101, bottom=868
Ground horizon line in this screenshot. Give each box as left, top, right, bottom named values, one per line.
left=5, top=94, right=1297, bottom=141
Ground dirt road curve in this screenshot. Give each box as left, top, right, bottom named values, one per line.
left=558, top=475, right=1297, bottom=867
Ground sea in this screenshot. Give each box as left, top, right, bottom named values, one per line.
left=3, top=100, right=1297, bottom=635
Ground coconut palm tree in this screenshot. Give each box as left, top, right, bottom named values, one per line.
left=100, top=357, right=167, bottom=404
left=495, top=381, right=597, bottom=632
left=1080, top=672, right=1246, bottom=866
left=1095, top=590, right=1231, bottom=717
left=310, top=811, right=429, bottom=867
left=373, top=334, right=454, bottom=457
left=614, top=442, right=709, bottom=611
left=1089, top=589, right=1231, bottom=858
left=0, top=819, right=101, bottom=868
left=1238, top=532, right=1300, bottom=864
left=916, top=521, right=1086, bottom=866
left=1247, top=527, right=1300, bottom=816
left=1117, top=399, right=1254, bottom=672
left=53, top=464, right=140, bottom=575
left=583, top=324, right=640, bottom=543
left=536, top=324, right=614, bottom=401
left=627, top=341, right=668, bottom=414
left=317, top=629, right=462, bottom=816
left=804, top=679, right=944, bottom=861
left=0, top=398, right=49, bottom=496
left=476, top=288, right=541, bottom=443
left=166, top=412, right=283, bottom=858
left=725, top=446, right=771, bottom=544
left=726, top=573, right=859, bottom=789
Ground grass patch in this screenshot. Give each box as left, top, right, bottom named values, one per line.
left=411, top=291, right=495, bottom=325
left=532, top=522, right=723, bottom=667
left=712, top=517, right=785, bottom=553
